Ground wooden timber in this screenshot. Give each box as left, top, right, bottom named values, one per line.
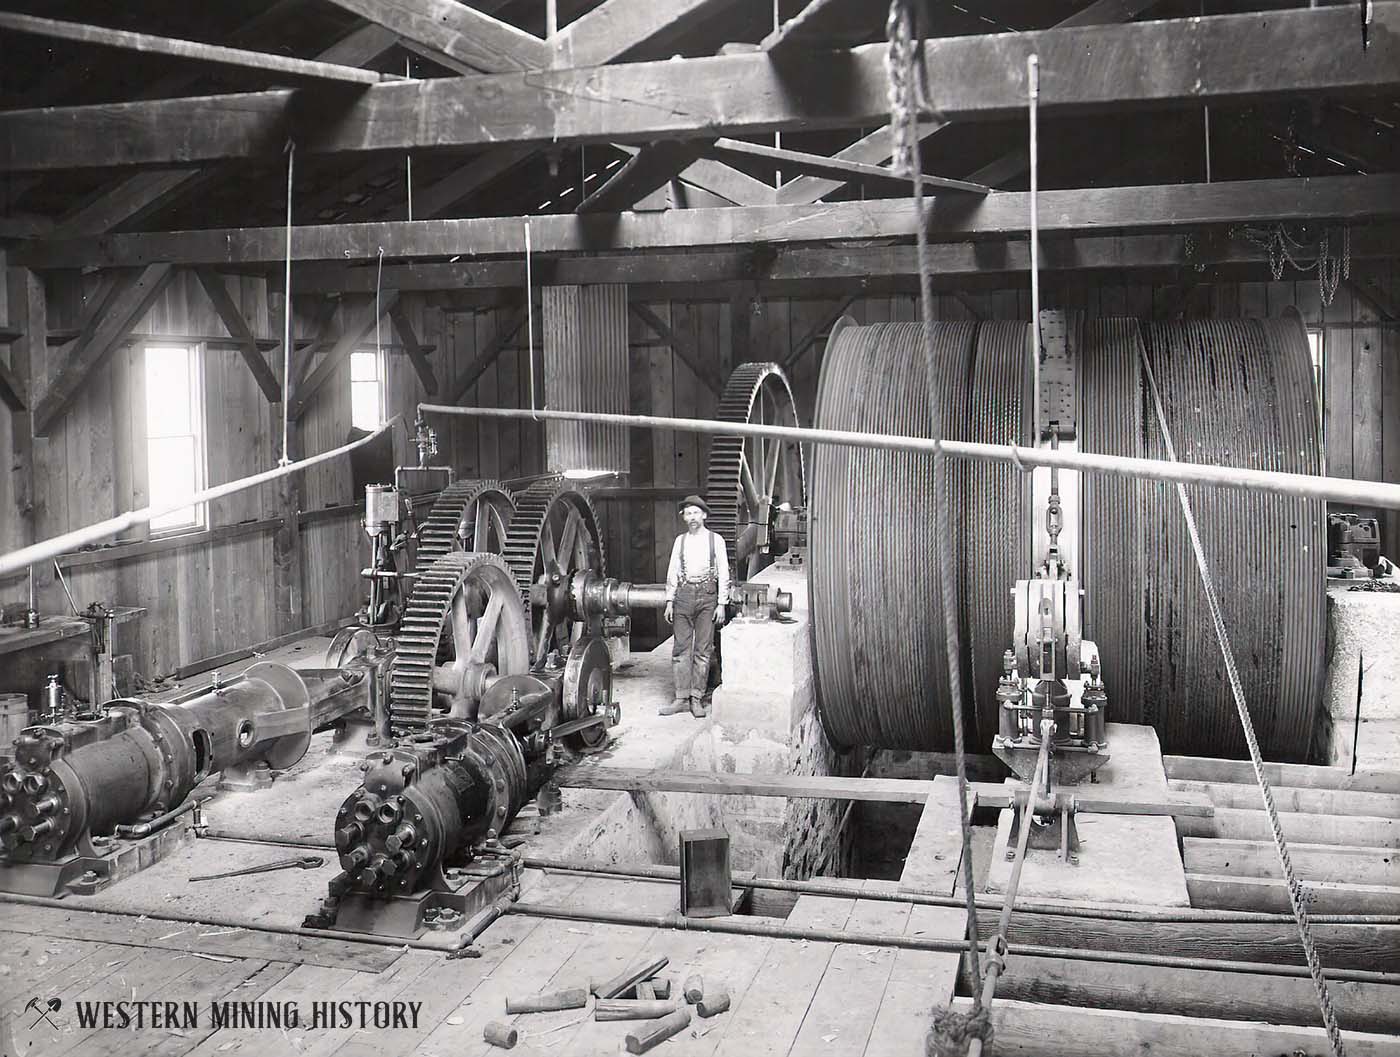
left=23, top=176, right=1400, bottom=269
left=5, top=7, right=1396, bottom=172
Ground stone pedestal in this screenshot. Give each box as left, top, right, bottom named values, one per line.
left=1325, top=586, right=1400, bottom=770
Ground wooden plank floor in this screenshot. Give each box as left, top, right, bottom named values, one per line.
left=1, top=874, right=965, bottom=1057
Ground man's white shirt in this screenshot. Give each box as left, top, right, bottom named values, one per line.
left=665, top=530, right=731, bottom=604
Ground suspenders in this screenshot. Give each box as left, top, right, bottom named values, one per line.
left=679, top=531, right=717, bottom=584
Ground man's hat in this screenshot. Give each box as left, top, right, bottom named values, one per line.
left=678, top=494, right=710, bottom=515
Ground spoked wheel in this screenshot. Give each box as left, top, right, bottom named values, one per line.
left=706, top=363, right=806, bottom=580
left=413, top=480, right=516, bottom=571
left=503, top=483, right=607, bottom=668
left=388, top=553, right=532, bottom=735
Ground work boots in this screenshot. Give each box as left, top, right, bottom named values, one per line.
left=659, top=699, right=689, bottom=716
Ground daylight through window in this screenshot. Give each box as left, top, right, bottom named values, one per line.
left=145, top=344, right=206, bottom=533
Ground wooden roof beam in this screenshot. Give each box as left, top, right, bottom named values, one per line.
left=708, top=137, right=990, bottom=195
left=22, top=175, right=1400, bottom=269
left=579, top=141, right=717, bottom=213
left=319, top=0, right=549, bottom=75
left=775, top=0, right=1166, bottom=206
left=552, top=0, right=748, bottom=67
left=5, top=7, right=1393, bottom=173
left=0, top=12, right=393, bottom=86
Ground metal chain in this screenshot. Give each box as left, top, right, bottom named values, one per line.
left=1232, top=223, right=1351, bottom=306
left=886, top=0, right=985, bottom=1004
left=1138, top=347, right=1345, bottom=1057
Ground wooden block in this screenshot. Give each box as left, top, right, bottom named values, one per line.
left=680, top=827, right=733, bottom=917
left=594, top=955, right=670, bottom=1000
left=683, top=973, right=704, bottom=1003
left=635, top=980, right=657, bottom=1000
left=504, top=986, right=589, bottom=1014
left=697, top=991, right=731, bottom=1018
left=625, top=1008, right=691, bottom=1054
left=483, top=1020, right=518, bottom=1048
left=1182, top=837, right=1400, bottom=887
left=595, top=999, right=680, bottom=1021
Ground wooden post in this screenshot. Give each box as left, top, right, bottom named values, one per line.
left=269, top=289, right=303, bottom=635
left=5, top=266, right=52, bottom=606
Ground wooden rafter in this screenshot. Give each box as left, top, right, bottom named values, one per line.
left=0, top=12, right=390, bottom=85
left=21, top=175, right=1399, bottom=269
left=764, top=0, right=872, bottom=55
left=388, top=302, right=439, bottom=394
left=293, top=293, right=399, bottom=419
left=44, top=23, right=402, bottom=238
left=408, top=0, right=771, bottom=218
left=6, top=7, right=1392, bottom=173
left=33, top=264, right=174, bottom=436
left=774, top=0, right=1165, bottom=206
left=579, top=141, right=717, bottom=213
left=708, top=137, right=990, bottom=195
left=193, top=268, right=282, bottom=403
left=0, top=356, right=25, bottom=412
left=445, top=308, right=528, bottom=404
left=319, top=0, right=548, bottom=74
left=552, top=0, right=748, bottom=67
left=628, top=302, right=721, bottom=396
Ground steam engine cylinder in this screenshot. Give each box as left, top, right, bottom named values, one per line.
left=0, top=662, right=352, bottom=863
left=329, top=722, right=528, bottom=899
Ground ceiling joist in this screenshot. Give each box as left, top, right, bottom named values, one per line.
left=19, top=175, right=1397, bottom=269
left=319, top=0, right=549, bottom=74
left=3, top=7, right=1394, bottom=174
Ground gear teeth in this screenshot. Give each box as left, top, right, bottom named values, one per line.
left=703, top=363, right=806, bottom=575
left=414, top=480, right=515, bottom=571
left=388, top=551, right=524, bottom=736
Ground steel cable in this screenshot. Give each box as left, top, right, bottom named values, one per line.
left=1139, top=335, right=1345, bottom=1057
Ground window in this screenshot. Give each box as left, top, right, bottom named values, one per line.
left=145, top=344, right=206, bottom=534
left=351, top=348, right=386, bottom=431
left=1307, top=327, right=1325, bottom=440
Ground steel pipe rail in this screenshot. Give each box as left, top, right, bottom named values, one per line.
left=418, top=404, right=1400, bottom=511
left=0, top=419, right=398, bottom=579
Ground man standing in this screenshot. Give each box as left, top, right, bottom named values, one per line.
left=662, top=496, right=729, bottom=717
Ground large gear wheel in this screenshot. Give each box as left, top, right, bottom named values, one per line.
left=389, top=552, right=531, bottom=736
left=413, top=479, right=515, bottom=571
left=502, top=483, right=607, bottom=667
left=705, top=362, right=806, bottom=580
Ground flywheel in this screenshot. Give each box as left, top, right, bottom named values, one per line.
left=501, top=482, right=608, bottom=667
left=388, top=552, right=532, bottom=736
left=705, top=363, right=806, bottom=580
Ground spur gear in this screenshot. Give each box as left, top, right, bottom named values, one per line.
left=388, top=552, right=531, bottom=736
left=413, top=480, right=515, bottom=571
left=705, top=363, right=805, bottom=579
left=502, top=483, right=607, bottom=667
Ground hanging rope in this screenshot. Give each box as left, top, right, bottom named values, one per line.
left=1138, top=347, right=1346, bottom=1057
left=886, top=0, right=984, bottom=1011
left=525, top=220, right=540, bottom=420
left=280, top=139, right=295, bottom=467
left=375, top=245, right=386, bottom=424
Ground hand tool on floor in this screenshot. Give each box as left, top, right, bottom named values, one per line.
left=188, top=855, right=324, bottom=882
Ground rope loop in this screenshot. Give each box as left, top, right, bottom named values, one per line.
left=926, top=1005, right=993, bottom=1057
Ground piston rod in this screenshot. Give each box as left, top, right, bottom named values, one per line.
left=418, top=403, right=1400, bottom=511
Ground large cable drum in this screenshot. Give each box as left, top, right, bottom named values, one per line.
left=811, top=318, right=978, bottom=750
left=810, top=315, right=1326, bottom=761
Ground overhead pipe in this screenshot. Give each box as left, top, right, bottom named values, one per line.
left=0, top=419, right=398, bottom=579
left=418, top=403, right=1400, bottom=511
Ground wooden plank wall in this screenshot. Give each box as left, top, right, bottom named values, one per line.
left=2, top=263, right=1396, bottom=672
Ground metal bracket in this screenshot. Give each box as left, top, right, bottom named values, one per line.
left=1006, top=789, right=1081, bottom=866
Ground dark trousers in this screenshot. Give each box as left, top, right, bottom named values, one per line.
left=672, top=580, right=718, bottom=703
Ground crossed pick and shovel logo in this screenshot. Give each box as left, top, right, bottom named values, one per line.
left=22, top=997, right=61, bottom=1030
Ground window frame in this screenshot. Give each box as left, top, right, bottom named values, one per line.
left=350, top=344, right=388, bottom=432
left=143, top=341, right=209, bottom=537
